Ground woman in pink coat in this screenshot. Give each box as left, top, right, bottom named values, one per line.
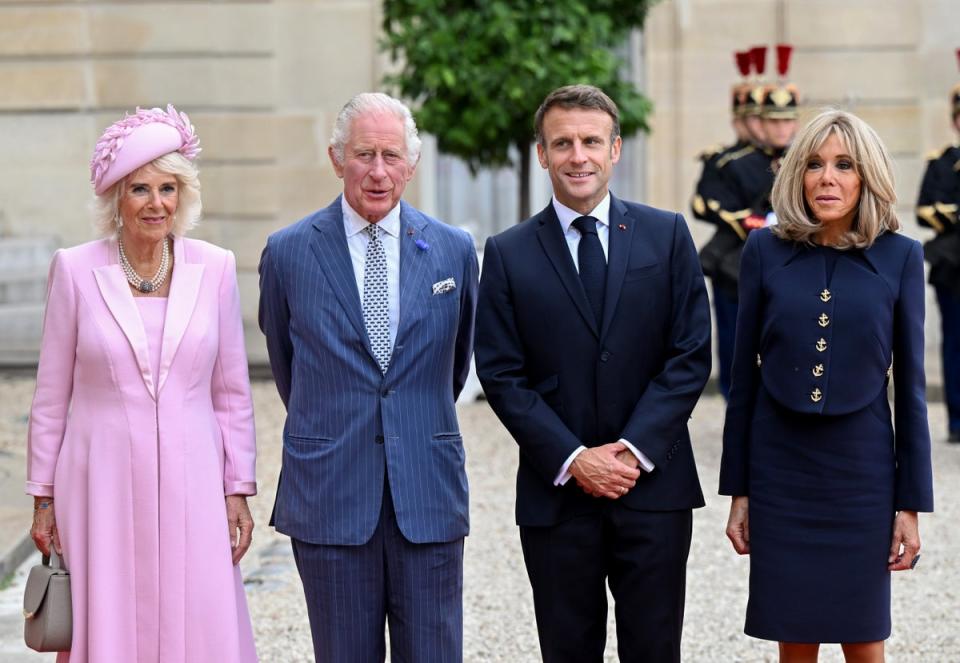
left=27, top=105, right=259, bottom=662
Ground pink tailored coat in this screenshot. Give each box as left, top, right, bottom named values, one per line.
left=26, top=236, right=258, bottom=663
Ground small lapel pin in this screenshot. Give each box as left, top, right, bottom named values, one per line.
left=406, top=227, right=415, bottom=236
left=618, top=223, right=627, bottom=231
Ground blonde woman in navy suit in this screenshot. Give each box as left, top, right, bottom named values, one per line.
left=720, top=109, right=934, bottom=663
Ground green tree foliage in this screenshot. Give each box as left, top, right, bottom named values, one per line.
left=381, top=0, right=659, bottom=220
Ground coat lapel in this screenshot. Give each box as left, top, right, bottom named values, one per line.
left=536, top=204, right=599, bottom=338
left=93, top=239, right=156, bottom=399
left=308, top=200, right=376, bottom=364
left=600, top=196, right=637, bottom=339
left=157, top=237, right=203, bottom=394
left=395, top=202, right=432, bottom=351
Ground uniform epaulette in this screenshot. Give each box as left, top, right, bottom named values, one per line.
left=924, top=145, right=958, bottom=161
left=716, top=145, right=755, bottom=169
left=697, top=144, right=725, bottom=161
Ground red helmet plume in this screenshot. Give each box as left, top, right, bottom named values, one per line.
left=777, top=44, right=793, bottom=78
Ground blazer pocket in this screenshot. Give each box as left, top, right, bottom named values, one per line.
left=429, top=290, right=458, bottom=310
left=286, top=433, right=335, bottom=445
left=432, top=432, right=463, bottom=442
left=625, top=264, right=661, bottom=281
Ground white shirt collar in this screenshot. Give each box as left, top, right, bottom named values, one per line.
left=552, top=193, right=612, bottom=234
left=342, top=197, right=402, bottom=238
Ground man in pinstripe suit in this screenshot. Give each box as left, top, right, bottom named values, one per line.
left=258, top=93, right=479, bottom=662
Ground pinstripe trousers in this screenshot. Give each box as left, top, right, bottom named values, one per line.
left=291, top=477, right=464, bottom=663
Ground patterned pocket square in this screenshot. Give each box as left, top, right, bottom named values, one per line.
left=432, top=277, right=457, bottom=295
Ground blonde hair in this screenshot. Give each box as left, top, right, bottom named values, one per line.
left=771, top=109, right=899, bottom=248
left=93, top=152, right=201, bottom=237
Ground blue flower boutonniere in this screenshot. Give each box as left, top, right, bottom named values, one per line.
left=415, top=238, right=430, bottom=252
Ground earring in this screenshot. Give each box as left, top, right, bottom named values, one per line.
left=115, top=213, right=123, bottom=228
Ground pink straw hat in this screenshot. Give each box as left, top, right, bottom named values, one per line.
left=90, top=104, right=201, bottom=195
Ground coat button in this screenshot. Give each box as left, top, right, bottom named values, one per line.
left=811, top=388, right=823, bottom=403
left=818, top=313, right=830, bottom=328
left=375, top=435, right=384, bottom=444
left=812, top=363, right=824, bottom=377
left=600, top=351, right=611, bottom=362
left=820, top=288, right=832, bottom=302
left=815, top=338, right=827, bottom=352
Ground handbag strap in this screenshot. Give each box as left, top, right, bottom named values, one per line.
left=42, top=550, right=66, bottom=571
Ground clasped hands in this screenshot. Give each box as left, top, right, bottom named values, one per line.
left=569, top=442, right=642, bottom=499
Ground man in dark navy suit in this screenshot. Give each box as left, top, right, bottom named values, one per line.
left=475, top=85, right=712, bottom=662
left=259, top=93, right=478, bottom=662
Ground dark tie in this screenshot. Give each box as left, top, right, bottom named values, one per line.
left=572, top=215, right=607, bottom=326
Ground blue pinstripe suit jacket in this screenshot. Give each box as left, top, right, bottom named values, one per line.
left=259, top=196, right=479, bottom=545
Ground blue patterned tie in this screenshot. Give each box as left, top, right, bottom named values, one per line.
left=363, top=224, right=391, bottom=373
left=572, top=215, right=607, bottom=326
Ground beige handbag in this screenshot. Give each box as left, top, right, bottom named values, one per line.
left=23, top=550, right=72, bottom=652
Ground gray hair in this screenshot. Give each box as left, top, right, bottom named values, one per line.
left=329, top=93, right=421, bottom=167
left=771, top=109, right=899, bottom=248
left=93, top=152, right=201, bottom=238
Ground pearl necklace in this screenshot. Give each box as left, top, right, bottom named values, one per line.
left=118, top=236, right=171, bottom=293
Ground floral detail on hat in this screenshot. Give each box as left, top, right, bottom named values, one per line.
left=90, top=104, right=201, bottom=192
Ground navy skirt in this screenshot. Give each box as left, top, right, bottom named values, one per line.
left=746, top=385, right=895, bottom=643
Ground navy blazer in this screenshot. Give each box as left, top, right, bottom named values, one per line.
left=475, top=196, right=711, bottom=526
left=720, top=228, right=934, bottom=511
left=259, top=197, right=479, bottom=545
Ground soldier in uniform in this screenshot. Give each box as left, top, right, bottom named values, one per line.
left=916, top=51, right=960, bottom=442
left=692, top=49, right=763, bottom=398
left=700, top=45, right=800, bottom=398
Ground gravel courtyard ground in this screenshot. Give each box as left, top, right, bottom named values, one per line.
left=1, top=376, right=958, bottom=661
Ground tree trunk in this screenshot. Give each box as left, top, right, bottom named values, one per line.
left=517, top=140, right=531, bottom=222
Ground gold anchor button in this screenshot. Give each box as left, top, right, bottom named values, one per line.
left=818, top=313, right=830, bottom=328
left=820, top=288, right=832, bottom=302
left=816, top=338, right=827, bottom=352
left=812, top=363, right=824, bottom=377
left=811, top=388, right=823, bottom=403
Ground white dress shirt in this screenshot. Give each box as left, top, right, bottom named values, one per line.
left=342, top=198, right=401, bottom=349
left=550, top=194, right=655, bottom=486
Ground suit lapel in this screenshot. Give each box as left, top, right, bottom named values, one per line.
left=308, top=200, right=376, bottom=364
left=93, top=239, right=156, bottom=399
left=395, top=202, right=432, bottom=351
left=536, top=204, right=599, bottom=338
left=600, top=196, right=634, bottom=339
left=157, top=237, right=203, bottom=394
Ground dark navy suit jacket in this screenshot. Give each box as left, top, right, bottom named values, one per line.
left=475, top=196, right=711, bottom=526
left=259, top=196, right=479, bottom=545
left=720, top=228, right=934, bottom=512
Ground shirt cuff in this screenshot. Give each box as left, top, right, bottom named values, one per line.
left=619, top=439, right=655, bottom=472
left=554, top=446, right=586, bottom=486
